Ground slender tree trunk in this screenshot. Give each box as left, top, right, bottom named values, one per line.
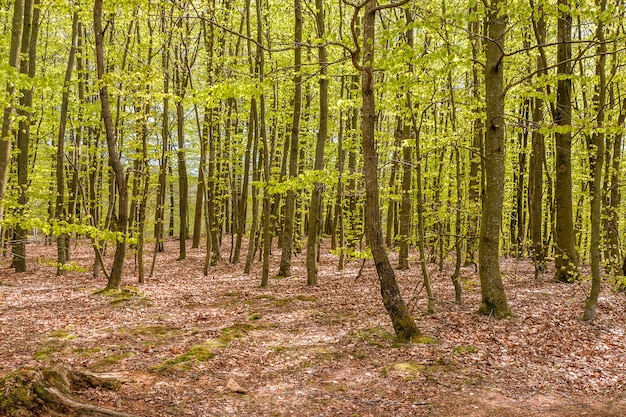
left=277, top=0, right=303, bottom=278
left=52, top=11, right=77, bottom=276
left=583, top=0, right=606, bottom=321
left=174, top=35, right=189, bottom=260
left=477, top=0, right=510, bottom=318
left=0, top=0, right=25, bottom=232
left=465, top=4, right=482, bottom=268
left=360, top=0, right=420, bottom=341
left=305, top=0, right=328, bottom=286
left=528, top=6, right=547, bottom=275
left=151, top=7, right=171, bottom=277
left=95, top=0, right=128, bottom=289
left=12, top=0, right=38, bottom=273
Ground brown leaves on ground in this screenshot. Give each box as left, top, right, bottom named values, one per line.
left=1, top=239, right=625, bottom=416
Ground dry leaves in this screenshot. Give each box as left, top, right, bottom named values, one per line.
left=0, top=240, right=625, bottom=416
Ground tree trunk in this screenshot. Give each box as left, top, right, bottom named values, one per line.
left=477, top=0, right=510, bottom=318
left=553, top=0, right=579, bottom=282
left=277, top=0, right=303, bottom=278
left=12, top=0, right=38, bottom=273
left=0, top=0, right=25, bottom=232
left=95, top=0, right=128, bottom=290
left=583, top=0, right=606, bottom=321
left=52, top=11, right=77, bottom=276
left=465, top=3, right=482, bottom=268
left=305, top=0, right=328, bottom=286
left=360, top=0, right=420, bottom=341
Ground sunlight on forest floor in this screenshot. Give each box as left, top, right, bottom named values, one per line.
left=1, top=239, right=625, bottom=416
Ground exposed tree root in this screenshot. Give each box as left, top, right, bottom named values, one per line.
left=0, top=365, right=137, bottom=417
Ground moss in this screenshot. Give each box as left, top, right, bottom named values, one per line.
left=33, top=347, right=54, bottom=361
left=294, top=295, right=317, bottom=302
left=152, top=340, right=221, bottom=372
left=392, top=362, right=424, bottom=373
left=72, top=347, right=101, bottom=357
left=410, top=335, right=439, bottom=345
left=94, top=286, right=150, bottom=306
left=130, top=325, right=172, bottom=337
left=353, top=327, right=395, bottom=348
left=273, top=297, right=293, bottom=307
left=48, top=329, right=75, bottom=340
left=93, top=352, right=135, bottom=370
left=453, top=345, right=478, bottom=355
left=218, top=323, right=255, bottom=344
left=0, top=369, right=41, bottom=417
left=248, top=313, right=262, bottom=321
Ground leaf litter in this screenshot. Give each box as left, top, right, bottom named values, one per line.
left=0, top=239, right=625, bottom=416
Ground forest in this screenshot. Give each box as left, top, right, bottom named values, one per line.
left=0, top=0, right=625, bottom=415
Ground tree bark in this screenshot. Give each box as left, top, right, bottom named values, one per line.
left=583, top=0, right=607, bottom=321
left=477, top=0, right=510, bottom=318
left=95, top=0, right=128, bottom=289
left=277, top=0, right=303, bottom=278
left=553, top=0, right=579, bottom=282
left=306, top=0, right=328, bottom=286
left=52, top=10, right=78, bottom=276
left=0, top=0, right=25, bottom=232
left=360, top=0, right=420, bottom=341
left=12, top=0, right=38, bottom=273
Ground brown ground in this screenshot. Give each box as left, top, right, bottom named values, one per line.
left=1, top=239, right=625, bottom=416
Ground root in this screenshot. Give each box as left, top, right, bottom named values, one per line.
left=0, top=365, right=137, bottom=417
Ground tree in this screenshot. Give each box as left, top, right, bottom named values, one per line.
left=0, top=0, right=26, bottom=232
left=305, top=0, right=328, bottom=286
left=277, top=0, right=303, bottom=278
left=94, top=0, right=129, bottom=289
left=12, top=0, right=39, bottom=272
left=477, top=0, right=510, bottom=318
left=53, top=11, right=78, bottom=276
left=358, top=0, right=420, bottom=341
left=583, top=0, right=607, bottom=321
left=553, top=0, right=579, bottom=282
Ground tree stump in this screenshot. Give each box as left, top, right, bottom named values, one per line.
left=0, top=365, right=138, bottom=417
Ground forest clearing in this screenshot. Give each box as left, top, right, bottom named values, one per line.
left=1, top=239, right=625, bottom=416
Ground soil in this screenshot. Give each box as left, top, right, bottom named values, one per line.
left=1, top=239, right=625, bottom=416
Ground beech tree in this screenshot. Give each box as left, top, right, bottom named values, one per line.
left=0, top=0, right=623, bottom=325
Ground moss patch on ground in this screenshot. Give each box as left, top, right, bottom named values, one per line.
left=93, top=286, right=152, bottom=306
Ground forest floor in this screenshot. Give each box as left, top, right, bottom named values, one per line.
left=1, top=238, right=625, bottom=416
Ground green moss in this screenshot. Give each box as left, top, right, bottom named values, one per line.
left=72, top=347, right=102, bottom=357
left=453, top=345, right=478, bottom=355
left=0, top=369, right=41, bottom=416
left=93, top=352, right=135, bottom=369
left=392, top=362, right=424, bottom=373
left=33, top=346, right=58, bottom=361
left=273, top=297, right=293, bottom=307
left=130, top=325, right=172, bottom=337
left=48, top=329, right=75, bottom=339
left=152, top=340, right=221, bottom=372
left=353, top=327, right=395, bottom=347
left=94, top=286, right=149, bottom=306
left=294, top=295, right=317, bottom=302
left=248, top=313, right=262, bottom=321
left=218, top=323, right=255, bottom=344
left=410, top=335, right=439, bottom=345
